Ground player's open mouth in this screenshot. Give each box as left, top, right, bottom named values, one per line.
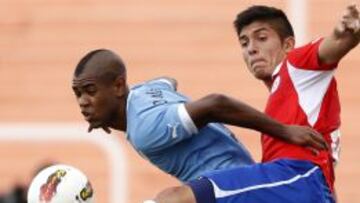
left=82, top=111, right=93, bottom=121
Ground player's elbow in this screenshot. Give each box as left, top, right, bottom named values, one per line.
left=202, top=93, right=232, bottom=118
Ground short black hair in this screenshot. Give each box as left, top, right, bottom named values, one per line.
left=234, top=5, right=294, bottom=41
left=74, top=49, right=126, bottom=84
left=74, top=49, right=106, bottom=77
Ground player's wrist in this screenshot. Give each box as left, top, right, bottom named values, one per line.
left=274, top=123, right=289, bottom=140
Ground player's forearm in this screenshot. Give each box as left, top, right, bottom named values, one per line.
left=186, top=94, right=287, bottom=138
left=207, top=95, right=287, bottom=138
left=319, top=30, right=359, bottom=64
left=185, top=94, right=326, bottom=147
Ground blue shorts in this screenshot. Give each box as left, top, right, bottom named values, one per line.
left=188, top=159, right=335, bottom=203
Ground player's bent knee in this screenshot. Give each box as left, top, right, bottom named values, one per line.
left=155, top=185, right=196, bottom=203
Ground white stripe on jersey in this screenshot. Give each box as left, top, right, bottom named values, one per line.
left=209, top=166, right=319, bottom=198
left=287, top=61, right=334, bottom=126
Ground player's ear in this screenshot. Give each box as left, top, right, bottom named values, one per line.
left=114, top=75, right=127, bottom=97
left=283, top=36, right=295, bottom=53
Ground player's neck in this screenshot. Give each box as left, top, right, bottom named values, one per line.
left=263, top=79, right=273, bottom=91
left=109, top=89, right=129, bottom=132
left=118, top=103, right=127, bottom=132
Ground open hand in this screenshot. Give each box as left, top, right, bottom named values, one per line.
left=336, top=3, right=360, bottom=34
left=282, top=125, right=328, bottom=153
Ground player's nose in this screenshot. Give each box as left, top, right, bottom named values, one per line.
left=247, top=41, right=258, bottom=55
left=78, top=95, right=91, bottom=107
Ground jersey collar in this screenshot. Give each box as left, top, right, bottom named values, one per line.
left=125, top=89, right=134, bottom=138
left=272, top=61, right=283, bottom=78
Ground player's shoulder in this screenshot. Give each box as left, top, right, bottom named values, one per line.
left=126, top=112, right=175, bottom=154
left=129, top=79, right=174, bottom=100
left=286, top=37, right=328, bottom=70
left=289, top=37, right=323, bottom=54
left=127, top=123, right=152, bottom=152
left=132, top=78, right=175, bottom=92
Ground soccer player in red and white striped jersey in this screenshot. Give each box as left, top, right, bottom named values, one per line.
left=144, top=3, right=360, bottom=203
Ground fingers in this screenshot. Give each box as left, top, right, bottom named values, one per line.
left=309, top=128, right=328, bottom=150
left=310, top=129, right=329, bottom=150
left=305, top=146, right=320, bottom=156
left=347, top=3, right=359, bottom=16
left=288, top=125, right=328, bottom=154
left=345, top=3, right=359, bottom=19
left=342, top=3, right=360, bottom=32
left=308, top=137, right=326, bottom=151
left=303, top=128, right=329, bottom=155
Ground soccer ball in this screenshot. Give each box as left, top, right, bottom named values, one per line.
left=27, top=164, right=94, bottom=203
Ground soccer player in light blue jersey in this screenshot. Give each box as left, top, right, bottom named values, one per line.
left=72, top=49, right=327, bottom=182
left=126, top=78, right=255, bottom=181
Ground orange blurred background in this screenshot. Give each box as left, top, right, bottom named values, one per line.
left=0, top=0, right=359, bottom=202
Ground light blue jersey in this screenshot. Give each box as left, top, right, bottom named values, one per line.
left=126, top=79, right=254, bottom=182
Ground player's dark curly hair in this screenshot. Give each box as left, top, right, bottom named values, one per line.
left=234, top=5, right=294, bottom=41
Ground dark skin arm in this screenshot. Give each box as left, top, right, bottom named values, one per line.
left=185, top=94, right=328, bottom=151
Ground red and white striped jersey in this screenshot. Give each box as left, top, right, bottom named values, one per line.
left=262, top=38, right=341, bottom=192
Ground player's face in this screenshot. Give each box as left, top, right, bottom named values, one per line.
left=72, top=71, right=119, bottom=130
left=238, top=21, right=291, bottom=82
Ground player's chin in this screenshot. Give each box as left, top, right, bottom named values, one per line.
left=254, top=70, right=271, bottom=81
left=88, top=119, right=104, bottom=129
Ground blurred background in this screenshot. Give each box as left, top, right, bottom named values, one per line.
left=0, top=0, right=359, bottom=202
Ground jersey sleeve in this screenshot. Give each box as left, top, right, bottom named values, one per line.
left=144, top=78, right=176, bottom=91
left=287, top=38, right=338, bottom=71
left=127, top=83, right=198, bottom=154
left=285, top=39, right=338, bottom=127
left=131, top=103, right=198, bottom=154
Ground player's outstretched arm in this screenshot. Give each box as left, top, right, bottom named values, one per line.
left=185, top=94, right=328, bottom=150
left=319, top=3, right=360, bottom=65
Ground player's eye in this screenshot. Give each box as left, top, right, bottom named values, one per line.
left=258, top=35, right=268, bottom=41
left=85, top=86, right=97, bottom=96
left=73, top=89, right=81, bottom=98
left=240, top=40, right=248, bottom=47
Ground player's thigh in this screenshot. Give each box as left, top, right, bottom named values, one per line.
left=155, top=185, right=195, bottom=203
